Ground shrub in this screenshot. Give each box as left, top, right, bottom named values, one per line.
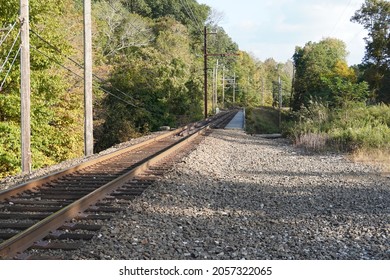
left=284, top=101, right=390, bottom=152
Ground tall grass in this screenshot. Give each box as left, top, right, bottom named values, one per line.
left=245, top=106, right=282, bottom=134
left=284, top=102, right=390, bottom=154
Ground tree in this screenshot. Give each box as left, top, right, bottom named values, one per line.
left=0, top=0, right=84, bottom=178
left=292, top=38, right=368, bottom=110
left=351, top=0, right=390, bottom=103
left=92, top=0, right=153, bottom=60
left=120, top=0, right=209, bottom=32
left=94, top=17, right=204, bottom=151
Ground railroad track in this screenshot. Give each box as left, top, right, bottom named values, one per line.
left=0, top=110, right=238, bottom=259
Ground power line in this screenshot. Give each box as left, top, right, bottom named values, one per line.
left=0, top=21, right=17, bottom=48
left=0, top=46, right=20, bottom=91
left=180, top=0, right=202, bottom=31
left=187, top=0, right=203, bottom=30
left=331, top=0, right=354, bottom=36
left=94, top=84, right=137, bottom=107
left=0, top=30, right=20, bottom=74
left=106, top=1, right=154, bottom=42
left=30, top=29, right=84, bottom=70
left=30, top=44, right=84, bottom=79
left=91, top=73, right=139, bottom=106
left=30, top=29, right=139, bottom=106
left=347, top=28, right=366, bottom=44
left=30, top=43, right=138, bottom=108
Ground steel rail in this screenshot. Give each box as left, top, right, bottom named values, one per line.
left=0, top=124, right=209, bottom=259
left=0, top=109, right=233, bottom=201
left=0, top=127, right=184, bottom=202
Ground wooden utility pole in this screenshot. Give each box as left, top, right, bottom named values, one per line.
left=233, top=73, right=236, bottom=103
left=203, top=26, right=208, bottom=118
left=20, top=0, right=31, bottom=173
left=84, top=0, right=93, bottom=156
left=222, top=66, right=225, bottom=108
left=204, top=26, right=238, bottom=118
left=212, top=65, right=215, bottom=113
left=278, top=76, right=282, bottom=128
left=214, top=59, right=219, bottom=113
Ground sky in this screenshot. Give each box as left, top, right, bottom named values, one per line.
left=196, top=0, right=368, bottom=65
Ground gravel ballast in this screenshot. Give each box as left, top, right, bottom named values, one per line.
left=28, top=129, right=390, bottom=259
left=0, top=131, right=168, bottom=191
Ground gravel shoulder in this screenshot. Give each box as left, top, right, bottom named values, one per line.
left=30, top=129, right=390, bottom=259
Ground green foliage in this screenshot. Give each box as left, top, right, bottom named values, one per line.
left=0, top=0, right=84, bottom=178
left=94, top=17, right=204, bottom=151
left=132, top=0, right=209, bottom=30
left=261, top=58, right=292, bottom=107
left=351, top=0, right=390, bottom=68
left=287, top=0, right=390, bottom=156
left=92, top=0, right=153, bottom=60
left=245, top=106, right=282, bottom=135
left=284, top=101, right=390, bottom=152
left=292, top=38, right=369, bottom=110
left=0, top=122, right=21, bottom=176
left=1, top=0, right=291, bottom=178
left=321, top=76, right=369, bottom=106
left=351, top=0, right=390, bottom=103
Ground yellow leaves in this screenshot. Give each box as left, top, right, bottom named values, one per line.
left=333, top=60, right=357, bottom=82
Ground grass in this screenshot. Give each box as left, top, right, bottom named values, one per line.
left=349, top=148, right=390, bottom=173
left=283, top=101, right=390, bottom=172
left=245, top=106, right=284, bottom=134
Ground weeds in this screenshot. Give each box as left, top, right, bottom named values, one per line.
left=283, top=101, right=390, bottom=170
left=245, top=106, right=283, bottom=134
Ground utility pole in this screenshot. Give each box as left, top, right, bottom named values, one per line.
left=233, top=73, right=236, bottom=103
left=290, top=65, right=295, bottom=111
left=204, top=26, right=239, bottom=118
left=203, top=26, right=207, bottom=118
left=214, top=59, right=219, bottom=113
left=278, top=76, right=282, bottom=128
left=212, top=65, right=215, bottom=113
left=84, top=0, right=93, bottom=156
left=222, top=65, right=225, bottom=108
left=203, top=27, right=217, bottom=118
left=20, top=0, right=31, bottom=174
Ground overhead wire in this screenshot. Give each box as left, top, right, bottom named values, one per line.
left=180, top=0, right=202, bottom=30
left=106, top=1, right=154, bottom=43
left=30, top=43, right=138, bottom=108
left=0, top=30, right=20, bottom=74
left=347, top=29, right=366, bottom=45
left=0, top=21, right=17, bottom=48
left=0, top=46, right=20, bottom=91
left=330, top=0, right=355, bottom=36
left=30, top=44, right=83, bottom=80
left=30, top=29, right=84, bottom=70
left=0, top=29, right=20, bottom=91
left=30, top=29, right=139, bottom=107
left=92, top=73, right=138, bottom=107
left=94, top=85, right=137, bottom=107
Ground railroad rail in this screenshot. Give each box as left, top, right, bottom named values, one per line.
left=0, top=110, right=238, bottom=259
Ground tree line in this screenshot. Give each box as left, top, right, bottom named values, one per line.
left=291, top=0, right=389, bottom=110
left=0, top=0, right=292, bottom=178
left=3, top=0, right=385, bottom=178
left=287, top=0, right=390, bottom=154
